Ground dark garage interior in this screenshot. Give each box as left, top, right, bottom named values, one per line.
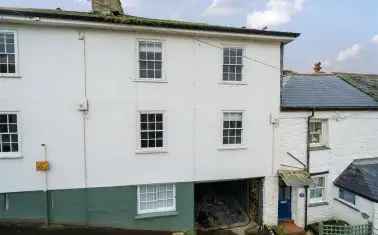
left=195, top=178, right=263, bottom=231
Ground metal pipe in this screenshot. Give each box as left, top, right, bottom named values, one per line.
left=41, top=144, right=49, bottom=227
left=304, top=109, right=315, bottom=228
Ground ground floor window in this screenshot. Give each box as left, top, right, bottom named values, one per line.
left=309, top=175, right=326, bottom=203
left=137, top=183, right=176, bottom=214
left=339, top=188, right=356, bottom=205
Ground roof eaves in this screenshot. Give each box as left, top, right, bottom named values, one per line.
left=0, top=7, right=300, bottom=38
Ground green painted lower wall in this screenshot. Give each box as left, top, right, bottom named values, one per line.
left=0, top=182, right=194, bottom=232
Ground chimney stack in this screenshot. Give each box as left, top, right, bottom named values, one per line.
left=92, top=0, right=124, bottom=16
left=313, top=62, right=322, bottom=73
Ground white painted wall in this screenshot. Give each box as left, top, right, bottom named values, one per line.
left=279, top=111, right=378, bottom=224
left=0, top=23, right=282, bottom=193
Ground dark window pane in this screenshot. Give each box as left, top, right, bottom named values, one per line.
left=141, top=140, right=148, bottom=148
left=156, top=114, right=163, bottom=122
left=236, top=137, right=241, bottom=144
left=8, top=54, right=15, bottom=63
left=148, top=139, right=155, bottom=147
left=223, top=48, right=229, bottom=56
left=140, top=114, right=148, bottom=122
left=140, top=61, right=147, bottom=70
left=236, top=121, right=242, bottom=128
left=0, top=64, right=7, bottom=73
left=9, top=124, right=17, bottom=133
left=223, top=121, right=229, bottom=128
left=140, top=70, right=147, bottom=78
left=223, top=137, right=228, bottom=145
left=155, top=52, right=162, bottom=61
left=147, top=52, right=154, bottom=60
left=237, top=57, right=242, bottom=64
left=148, top=123, right=155, bottom=130
left=230, top=49, right=236, bottom=56
left=8, top=114, right=17, bottom=123
left=11, top=143, right=18, bottom=152
left=230, top=121, right=236, bottom=128
left=6, top=34, right=14, bottom=43
left=8, top=64, right=15, bottom=73
left=2, top=143, right=10, bottom=152
left=0, top=125, right=7, bottom=133
left=148, top=132, right=155, bottom=139
left=156, top=139, right=163, bottom=147
left=141, top=123, right=148, bottom=130
left=141, top=132, right=148, bottom=139
left=236, top=66, right=242, bottom=73
left=139, top=52, right=146, bottom=60
left=229, top=137, right=235, bottom=144
left=0, top=115, right=6, bottom=123
left=156, top=122, right=163, bottom=130
left=148, top=114, right=155, bottom=122
left=223, top=73, right=228, bottom=80
left=155, top=61, right=162, bottom=70
left=230, top=129, right=236, bottom=136
left=156, top=131, right=163, bottom=138
left=230, top=73, right=236, bottom=81
left=6, top=44, right=14, bottom=53
left=236, top=73, right=242, bottom=81
left=0, top=44, right=4, bottom=53
left=0, top=54, right=6, bottom=63
left=236, top=129, right=241, bottom=137
left=147, top=61, right=154, bottom=69
left=230, top=57, right=236, bottom=64
left=147, top=70, right=154, bottom=78
left=223, top=130, right=228, bottom=137
left=237, top=48, right=243, bottom=56
left=155, top=70, right=162, bottom=78
left=2, top=134, right=10, bottom=142
left=224, top=56, right=229, bottom=64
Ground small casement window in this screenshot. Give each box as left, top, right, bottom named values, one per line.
left=339, top=188, right=356, bottom=205
left=223, top=47, right=243, bottom=81
left=138, top=41, right=162, bottom=80
left=222, top=112, right=243, bottom=145
left=0, top=31, right=17, bottom=75
left=0, top=113, right=19, bottom=154
left=139, top=112, right=164, bottom=149
left=137, top=184, right=176, bottom=214
left=309, top=176, right=326, bottom=203
left=309, top=119, right=327, bottom=147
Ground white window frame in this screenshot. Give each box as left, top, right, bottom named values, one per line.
left=137, top=184, right=176, bottom=215
left=309, top=175, right=327, bottom=204
left=0, top=30, right=19, bottom=78
left=0, top=111, right=22, bottom=159
left=135, top=39, right=166, bottom=82
left=309, top=119, right=328, bottom=148
left=220, top=45, right=247, bottom=85
left=136, top=110, right=168, bottom=154
left=219, top=110, right=247, bottom=149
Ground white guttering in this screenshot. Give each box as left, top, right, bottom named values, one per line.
left=0, top=15, right=297, bottom=43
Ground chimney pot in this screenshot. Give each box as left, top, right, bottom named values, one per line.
left=313, top=62, right=322, bottom=73
left=92, top=0, right=124, bottom=15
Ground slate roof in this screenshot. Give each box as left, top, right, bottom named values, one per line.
left=337, top=73, right=378, bottom=102
left=334, top=158, right=378, bottom=203
left=281, top=74, right=378, bottom=110
left=0, top=7, right=299, bottom=38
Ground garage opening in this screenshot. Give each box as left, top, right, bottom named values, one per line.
left=195, top=178, right=263, bottom=231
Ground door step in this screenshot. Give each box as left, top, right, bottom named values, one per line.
left=278, top=221, right=305, bottom=235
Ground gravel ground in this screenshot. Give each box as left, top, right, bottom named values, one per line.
left=0, top=224, right=171, bottom=235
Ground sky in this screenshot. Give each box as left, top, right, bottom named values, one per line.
left=1, top=0, right=378, bottom=74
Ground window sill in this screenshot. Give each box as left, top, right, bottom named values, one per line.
left=218, top=81, right=248, bottom=86
left=309, top=146, right=331, bottom=151
left=308, top=201, right=329, bottom=207
left=0, top=154, right=23, bottom=159
left=135, top=211, right=178, bottom=220
left=133, top=79, right=168, bottom=83
left=218, top=145, right=248, bottom=151
left=0, top=75, right=22, bottom=79
left=136, top=148, right=168, bottom=154
left=334, top=198, right=359, bottom=212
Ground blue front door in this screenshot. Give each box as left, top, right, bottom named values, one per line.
left=278, top=185, right=292, bottom=221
